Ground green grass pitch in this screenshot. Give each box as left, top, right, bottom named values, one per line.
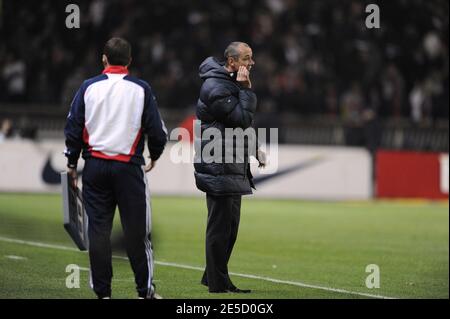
left=0, top=193, right=448, bottom=299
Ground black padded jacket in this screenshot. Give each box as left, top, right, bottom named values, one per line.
left=194, top=57, right=257, bottom=196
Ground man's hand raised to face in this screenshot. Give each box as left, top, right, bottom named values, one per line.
left=237, top=66, right=251, bottom=89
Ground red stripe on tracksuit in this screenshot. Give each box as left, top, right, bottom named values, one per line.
left=83, top=127, right=143, bottom=163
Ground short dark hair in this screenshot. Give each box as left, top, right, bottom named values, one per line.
left=103, top=37, right=131, bottom=66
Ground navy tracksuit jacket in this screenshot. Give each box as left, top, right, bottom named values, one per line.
left=64, top=65, right=167, bottom=298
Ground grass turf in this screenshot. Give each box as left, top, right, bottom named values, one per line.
left=0, top=193, right=448, bottom=299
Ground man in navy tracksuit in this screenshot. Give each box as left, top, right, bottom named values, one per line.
left=64, top=38, right=167, bottom=299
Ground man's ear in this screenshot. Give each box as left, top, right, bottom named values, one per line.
left=227, top=56, right=235, bottom=67
left=102, top=54, right=108, bottom=67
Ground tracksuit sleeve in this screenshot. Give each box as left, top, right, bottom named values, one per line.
left=64, top=85, right=86, bottom=167
left=142, top=86, right=168, bottom=161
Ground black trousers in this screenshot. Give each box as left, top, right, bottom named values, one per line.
left=201, top=194, right=241, bottom=291
left=82, top=157, right=154, bottom=298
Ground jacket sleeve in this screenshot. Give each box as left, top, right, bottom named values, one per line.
left=142, top=84, right=168, bottom=161
left=208, top=87, right=257, bottom=129
left=64, top=84, right=86, bottom=167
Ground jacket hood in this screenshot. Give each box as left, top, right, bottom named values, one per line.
left=199, top=57, right=235, bottom=81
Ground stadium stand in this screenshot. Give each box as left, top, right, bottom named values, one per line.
left=0, top=0, right=448, bottom=151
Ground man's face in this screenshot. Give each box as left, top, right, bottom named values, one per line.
left=229, top=45, right=255, bottom=72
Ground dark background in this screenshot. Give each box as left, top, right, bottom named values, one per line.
left=0, top=0, right=448, bottom=151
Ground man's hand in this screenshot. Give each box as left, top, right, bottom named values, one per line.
left=145, top=159, right=157, bottom=173
left=237, top=66, right=251, bottom=89
left=68, top=167, right=78, bottom=189
left=257, top=149, right=267, bottom=168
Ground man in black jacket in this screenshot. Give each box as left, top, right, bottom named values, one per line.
left=194, top=42, right=265, bottom=293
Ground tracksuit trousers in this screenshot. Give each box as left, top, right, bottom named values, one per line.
left=201, top=194, right=242, bottom=292
left=82, top=157, right=154, bottom=298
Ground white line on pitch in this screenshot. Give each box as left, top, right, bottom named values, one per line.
left=78, top=266, right=90, bottom=271
left=0, top=236, right=396, bottom=299
left=5, top=255, right=28, bottom=261
left=153, top=260, right=396, bottom=299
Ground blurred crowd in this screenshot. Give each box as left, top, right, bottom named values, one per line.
left=1, top=0, right=448, bottom=124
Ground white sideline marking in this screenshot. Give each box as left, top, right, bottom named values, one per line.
left=0, top=236, right=396, bottom=299
left=5, top=255, right=28, bottom=261
left=154, top=260, right=396, bottom=299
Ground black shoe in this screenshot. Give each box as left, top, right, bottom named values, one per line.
left=138, top=293, right=162, bottom=299
left=209, top=287, right=251, bottom=293
left=209, top=289, right=228, bottom=293
left=228, top=287, right=251, bottom=293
